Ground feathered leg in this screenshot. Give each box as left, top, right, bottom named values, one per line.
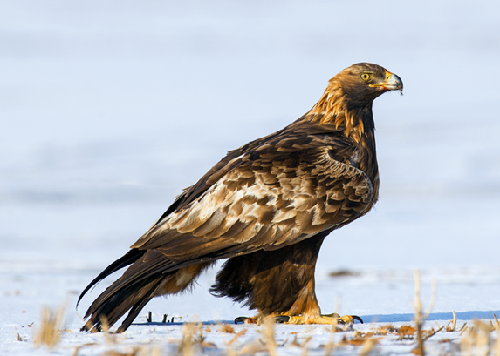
left=210, top=232, right=328, bottom=318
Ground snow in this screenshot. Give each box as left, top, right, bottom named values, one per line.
left=1, top=0, right=500, bottom=354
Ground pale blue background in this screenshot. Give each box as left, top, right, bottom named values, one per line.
left=1, top=0, right=499, bottom=326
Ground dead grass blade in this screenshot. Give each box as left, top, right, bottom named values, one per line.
left=460, top=319, right=493, bottom=356
left=497, top=324, right=500, bottom=356
left=413, top=271, right=436, bottom=356
left=261, top=317, right=278, bottom=356
left=324, top=296, right=341, bottom=355
left=413, top=271, right=424, bottom=356
left=99, top=315, right=118, bottom=345
left=239, top=342, right=267, bottom=355
left=460, top=322, right=468, bottom=333
left=447, top=311, right=457, bottom=332
left=218, top=324, right=235, bottom=333
left=474, top=320, right=491, bottom=356
left=71, top=346, right=80, bottom=356
left=99, top=315, right=110, bottom=332
left=225, top=329, right=247, bottom=346
left=177, top=321, right=203, bottom=356
left=101, top=348, right=140, bottom=356
left=358, top=337, right=377, bottom=356
left=33, top=303, right=66, bottom=349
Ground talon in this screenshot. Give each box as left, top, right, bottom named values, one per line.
left=235, top=316, right=258, bottom=324
left=338, top=314, right=363, bottom=325
left=274, top=315, right=291, bottom=324
left=235, top=316, right=247, bottom=324
left=352, top=315, right=363, bottom=324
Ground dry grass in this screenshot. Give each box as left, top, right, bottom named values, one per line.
left=101, top=346, right=162, bottom=356
left=324, top=323, right=378, bottom=355
left=497, top=324, right=500, bottom=356
left=176, top=321, right=204, bottom=356
left=358, top=337, right=377, bottom=356
left=324, top=296, right=342, bottom=355
left=239, top=317, right=277, bottom=355
left=411, top=271, right=500, bottom=356
left=261, top=317, right=278, bottom=356
left=459, top=319, right=499, bottom=356
left=225, top=329, right=247, bottom=346
left=218, top=324, right=235, bottom=333
left=33, top=304, right=65, bottom=349
left=223, top=328, right=247, bottom=356
left=99, top=315, right=110, bottom=332
left=98, top=315, right=120, bottom=346
left=375, top=324, right=398, bottom=335
left=412, top=270, right=436, bottom=355
left=290, top=334, right=312, bottom=348
left=101, top=349, right=139, bottom=356
left=28, top=275, right=500, bottom=356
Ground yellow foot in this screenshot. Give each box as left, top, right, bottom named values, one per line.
left=285, top=314, right=362, bottom=325
left=234, top=314, right=363, bottom=328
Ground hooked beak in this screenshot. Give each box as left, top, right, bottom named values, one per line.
left=370, top=71, right=403, bottom=92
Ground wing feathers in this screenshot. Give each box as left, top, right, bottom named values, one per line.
left=192, top=207, right=226, bottom=236
left=132, top=136, right=373, bottom=263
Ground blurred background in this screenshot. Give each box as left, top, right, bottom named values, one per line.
left=1, top=0, right=500, bottom=323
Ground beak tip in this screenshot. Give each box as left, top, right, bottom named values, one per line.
left=387, top=73, right=403, bottom=91
left=395, top=74, right=403, bottom=90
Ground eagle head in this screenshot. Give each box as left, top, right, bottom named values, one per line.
left=337, top=63, right=403, bottom=107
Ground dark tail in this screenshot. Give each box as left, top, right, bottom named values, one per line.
left=79, top=249, right=177, bottom=332
left=80, top=270, right=169, bottom=332
left=79, top=246, right=223, bottom=332
left=77, top=248, right=146, bottom=309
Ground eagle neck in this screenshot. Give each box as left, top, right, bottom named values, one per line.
left=306, top=82, right=378, bottom=192
left=307, top=81, right=375, bottom=144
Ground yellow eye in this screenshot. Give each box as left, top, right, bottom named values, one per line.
left=360, top=73, right=372, bottom=81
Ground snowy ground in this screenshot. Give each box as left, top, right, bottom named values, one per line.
left=3, top=262, right=500, bottom=355
left=1, top=0, right=500, bottom=355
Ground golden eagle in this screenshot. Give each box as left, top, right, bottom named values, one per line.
left=78, top=63, right=402, bottom=332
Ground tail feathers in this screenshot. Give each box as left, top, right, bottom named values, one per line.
left=80, top=249, right=175, bottom=332
left=81, top=272, right=167, bottom=332
left=116, top=277, right=164, bottom=333
left=77, top=248, right=145, bottom=308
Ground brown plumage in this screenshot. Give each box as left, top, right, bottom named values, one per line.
left=78, top=63, right=403, bottom=332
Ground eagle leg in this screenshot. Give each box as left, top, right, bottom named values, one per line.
left=212, top=232, right=332, bottom=319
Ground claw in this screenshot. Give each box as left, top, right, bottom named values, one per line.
left=235, top=316, right=258, bottom=324
left=274, top=315, right=291, bottom=324
left=235, top=316, right=246, bottom=324
left=338, top=315, right=364, bottom=325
